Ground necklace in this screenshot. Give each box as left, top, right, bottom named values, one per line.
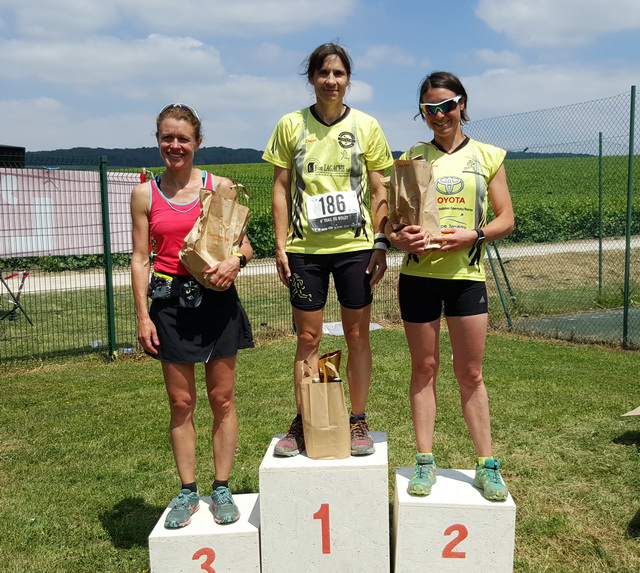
left=155, top=176, right=200, bottom=213
left=165, top=197, right=200, bottom=213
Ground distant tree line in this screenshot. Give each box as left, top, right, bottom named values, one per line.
left=26, top=146, right=266, bottom=167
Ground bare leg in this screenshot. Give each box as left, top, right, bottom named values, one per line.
left=447, top=313, right=492, bottom=457
left=340, top=304, right=372, bottom=414
left=404, top=320, right=440, bottom=453
left=162, top=362, right=198, bottom=484
left=205, top=356, right=238, bottom=482
left=292, top=307, right=323, bottom=412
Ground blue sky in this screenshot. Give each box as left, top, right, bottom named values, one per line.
left=1, top=0, right=639, bottom=153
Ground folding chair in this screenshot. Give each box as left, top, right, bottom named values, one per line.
left=0, top=270, right=34, bottom=325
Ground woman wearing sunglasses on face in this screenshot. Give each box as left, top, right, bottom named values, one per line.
left=388, top=72, right=514, bottom=501
left=130, top=103, right=254, bottom=528
left=263, top=43, right=394, bottom=458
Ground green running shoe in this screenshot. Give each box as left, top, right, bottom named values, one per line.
left=474, top=458, right=509, bottom=501
left=211, top=486, right=240, bottom=525
left=407, top=453, right=437, bottom=496
left=164, top=489, right=200, bottom=529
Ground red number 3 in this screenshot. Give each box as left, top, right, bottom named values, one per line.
left=192, top=547, right=216, bottom=572
left=442, top=524, right=468, bottom=559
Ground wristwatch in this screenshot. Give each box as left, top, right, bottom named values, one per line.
left=232, top=253, right=247, bottom=268
left=474, top=228, right=485, bottom=248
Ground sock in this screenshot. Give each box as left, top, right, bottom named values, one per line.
left=213, top=479, right=229, bottom=491
left=418, top=452, right=433, bottom=457
left=478, top=456, right=492, bottom=466
left=181, top=482, right=197, bottom=494
left=350, top=412, right=366, bottom=424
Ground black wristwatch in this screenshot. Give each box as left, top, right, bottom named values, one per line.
left=474, top=228, right=485, bottom=248
left=232, top=253, right=247, bottom=268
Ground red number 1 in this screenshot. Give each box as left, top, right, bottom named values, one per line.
left=442, top=524, right=468, bottom=559
left=192, top=547, right=216, bottom=572
left=313, top=503, right=331, bottom=554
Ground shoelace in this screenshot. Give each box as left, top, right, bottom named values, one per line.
left=351, top=420, right=369, bottom=440
left=286, top=423, right=303, bottom=440
left=214, top=488, right=233, bottom=506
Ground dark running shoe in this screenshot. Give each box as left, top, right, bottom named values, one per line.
left=274, top=420, right=305, bottom=456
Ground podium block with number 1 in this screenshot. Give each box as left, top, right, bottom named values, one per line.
left=259, top=431, right=390, bottom=573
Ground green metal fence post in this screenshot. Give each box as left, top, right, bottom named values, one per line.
left=598, top=132, right=603, bottom=296
left=622, top=86, right=636, bottom=348
left=486, top=246, right=513, bottom=330
left=99, top=156, right=117, bottom=358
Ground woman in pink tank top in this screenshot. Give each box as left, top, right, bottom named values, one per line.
left=130, top=103, right=254, bottom=528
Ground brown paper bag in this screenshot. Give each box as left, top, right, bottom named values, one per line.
left=300, top=359, right=350, bottom=460
left=179, top=182, right=250, bottom=290
left=389, top=156, right=441, bottom=249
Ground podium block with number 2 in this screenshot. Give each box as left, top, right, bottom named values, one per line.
left=259, top=431, right=390, bottom=573
left=394, top=468, right=516, bottom=572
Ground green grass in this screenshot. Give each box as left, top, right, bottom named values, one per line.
left=2, top=330, right=640, bottom=572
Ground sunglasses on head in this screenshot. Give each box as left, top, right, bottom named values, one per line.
left=160, top=103, right=200, bottom=120
left=420, top=95, right=463, bottom=117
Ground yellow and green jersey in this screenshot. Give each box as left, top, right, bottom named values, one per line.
left=263, top=106, right=393, bottom=254
left=399, top=138, right=506, bottom=281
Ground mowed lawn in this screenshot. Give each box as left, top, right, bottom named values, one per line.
left=1, top=328, right=640, bottom=572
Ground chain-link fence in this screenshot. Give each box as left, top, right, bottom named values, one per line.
left=465, top=88, right=639, bottom=347
left=1, top=87, right=638, bottom=365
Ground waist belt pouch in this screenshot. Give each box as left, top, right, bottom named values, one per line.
left=178, top=278, right=203, bottom=308
left=148, top=273, right=173, bottom=299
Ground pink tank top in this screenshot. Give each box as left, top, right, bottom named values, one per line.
left=148, top=171, right=214, bottom=275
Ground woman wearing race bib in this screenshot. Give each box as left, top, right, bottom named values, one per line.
left=263, top=43, right=394, bottom=457
left=389, top=72, right=514, bottom=501
left=130, top=103, right=254, bottom=528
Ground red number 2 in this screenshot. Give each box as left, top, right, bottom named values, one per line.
left=442, top=524, right=468, bottom=559
left=313, top=503, right=331, bottom=554
left=192, top=547, right=216, bottom=572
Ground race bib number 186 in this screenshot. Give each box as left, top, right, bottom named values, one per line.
left=306, top=191, right=361, bottom=232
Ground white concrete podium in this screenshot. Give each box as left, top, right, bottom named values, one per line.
left=259, top=431, right=390, bottom=573
left=148, top=493, right=260, bottom=573
left=394, top=468, right=516, bottom=572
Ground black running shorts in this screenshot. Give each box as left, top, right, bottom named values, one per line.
left=287, top=251, right=374, bottom=311
left=398, top=274, right=488, bottom=323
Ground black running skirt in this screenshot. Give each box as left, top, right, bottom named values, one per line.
left=148, top=284, right=254, bottom=363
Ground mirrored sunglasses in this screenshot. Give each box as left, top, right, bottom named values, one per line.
left=420, top=95, right=463, bottom=117
left=159, top=102, right=200, bottom=120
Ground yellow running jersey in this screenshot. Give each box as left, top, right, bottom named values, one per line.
left=263, top=106, right=393, bottom=254
left=399, top=138, right=506, bottom=281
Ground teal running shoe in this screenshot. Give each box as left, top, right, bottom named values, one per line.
left=474, top=458, right=509, bottom=501
left=164, top=489, right=199, bottom=529
left=407, top=453, right=437, bottom=496
left=211, top=486, right=240, bottom=525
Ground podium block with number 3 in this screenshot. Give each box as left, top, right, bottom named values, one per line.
left=148, top=493, right=260, bottom=573
left=394, top=468, right=516, bottom=572
left=259, top=431, right=390, bottom=573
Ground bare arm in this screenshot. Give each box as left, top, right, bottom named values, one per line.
left=272, top=166, right=292, bottom=287
left=130, top=182, right=158, bottom=354
left=366, top=169, right=389, bottom=286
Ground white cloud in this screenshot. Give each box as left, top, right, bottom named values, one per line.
left=1, top=0, right=360, bottom=39
left=474, top=49, right=522, bottom=68
left=476, top=0, right=640, bottom=47
left=0, top=35, right=225, bottom=91
left=357, top=45, right=417, bottom=70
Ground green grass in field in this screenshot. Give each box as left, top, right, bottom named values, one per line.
left=2, top=331, right=640, bottom=572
